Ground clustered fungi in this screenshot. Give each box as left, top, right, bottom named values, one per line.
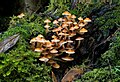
left=30, top=11, right=91, bottom=68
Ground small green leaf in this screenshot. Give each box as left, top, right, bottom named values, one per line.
left=6, top=71, right=11, bottom=76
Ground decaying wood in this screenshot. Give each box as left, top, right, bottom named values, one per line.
left=61, top=68, right=84, bottom=82
left=52, top=71, right=58, bottom=82
left=0, top=34, right=20, bottom=53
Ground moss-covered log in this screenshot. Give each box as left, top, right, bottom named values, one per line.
left=0, top=1, right=120, bottom=82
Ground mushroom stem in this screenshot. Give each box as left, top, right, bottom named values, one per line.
left=76, top=41, right=81, bottom=49
left=45, top=28, right=49, bottom=33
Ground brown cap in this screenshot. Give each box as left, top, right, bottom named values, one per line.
left=44, top=24, right=50, bottom=29
left=73, top=22, right=77, bottom=25
left=70, top=26, right=75, bottom=31
left=52, top=63, right=60, bottom=68
left=45, top=41, right=53, bottom=47
left=39, top=57, right=49, bottom=62
left=48, top=60, right=56, bottom=64
left=51, top=38, right=60, bottom=43
left=58, top=18, right=63, bottom=22
left=34, top=48, right=44, bottom=52
left=67, top=20, right=73, bottom=25
left=84, top=18, right=91, bottom=22
left=50, top=49, right=58, bottom=54
left=62, top=11, right=71, bottom=16
left=52, top=27, right=62, bottom=32
left=30, top=38, right=37, bottom=43
left=68, top=32, right=76, bottom=37
left=61, top=56, right=74, bottom=61
left=65, top=49, right=75, bottom=54
left=37, top=34, right=44, bottom=38
left=53, top=20, right=59, bottom=24
left=44, top=19, right=51, bottom=23
left=79, top=23, right=85, bottom=27
left=74, top=25, right=79, bottom=29
left=80, top=28, right=88, bottom=33
left=71, top=15, right=76, bottom=19
left=75, top=37, right=84, bottom=41
left=62, top=23, right=68, bottom=28
left=78, top=17, right=83, bottom=21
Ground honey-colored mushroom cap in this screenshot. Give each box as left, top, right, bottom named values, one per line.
left=71, top=15, right=76, bottom=19
left=44, top=19, right=51, bottom=23
left=58, top=18, right=63, bottom=21
left=84, top=18, right=91, bottom=22
left=80, top=28, right=88, bottom=33
left=65, top=49, right=75, bottom=54
left=53, top=20, right=59, bottom=24
left=52, top=63, right=60, bottom=68
left=50, top=49, right=58, bottom=54
left=61, top=56, right=74, bottom=61
left=62, top=11, right=71, bottom=16
left=78, top=17, right=83, bottom=20
left=30, top=38, right=37, bottom=43
left=39, top=57, right=49, bottom=62
left=34, top=48, right=44, bottom=52
left=75, top=37, right=84, bottom=41
left=51, top=38, right=60, bottom=43
left=44, top=24, right=50, bottom=29
left=79, top=23, right=85, bottom=27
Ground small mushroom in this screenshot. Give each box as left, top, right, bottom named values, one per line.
left=78, top=17, right=84, bottom=23
left=48, top=60, right=56, bottom=64
left=53, top=20, right=59, bottom=26
left=62, top=11, right=71, bottom=20
left=67, top=20, right=73, bottom=26
left=61, top=56, right=74, bottom=61
left=52, top=63, right=60, bottom=69
left=73, top=22, right=77, bottom=25
left=44, top=19, right=51, bottom=24
left=79, top=23, right=85, bottom=27
left=62, top=23, right=68, bottom=30
left=30, top=38, right=37, bottom=43
left=62, top=11, right=71, bottom=16
left=45, top=41, right=53, bottom=48
left=50, top=49, right=58, bottom=54
left=65, top=49, right=75, bottom=54
left=68, top=32, right=76, bottom=38
left=79, top=28, right=88, bottom=35
left=34, top=48, right=44, bottom=52
left=58, top=18, right=63, bottom=22
left=71, top=15, right=76, bottom=21
left=44, top=24, right=50, bottom=33
left=37, top=34, right=44, bottom=38
left=39, top=57, right=49, bottom=62
left=70, top=26, right=75, bottom=31
left=84, top=18, right=91, bottom=23
left=74, top=25, right=79, bottom=30
left=37, top=38, right=46, bottom=43
left=52, top=27, right=62, bottom=35
left=51, top=37, right=60, bottom=45
left=59, top=40, right=67, bottom=48
left=45, top=54, right=52, bottom=59
left=75, top=37, right=84, bottom=49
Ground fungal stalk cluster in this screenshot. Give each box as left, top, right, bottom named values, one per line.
left=30, top=11, right=91, bottom=68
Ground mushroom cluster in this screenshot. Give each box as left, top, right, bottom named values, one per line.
left=30, top=11, right=91, bottom=68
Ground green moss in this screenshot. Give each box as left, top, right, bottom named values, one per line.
left=75, top=3, right=120, bottom=82
left=1, top=1, right=120, bottom=82
left=0, top=13, right=52, bottom=82
left=76, top=31, right=120, bottom=81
